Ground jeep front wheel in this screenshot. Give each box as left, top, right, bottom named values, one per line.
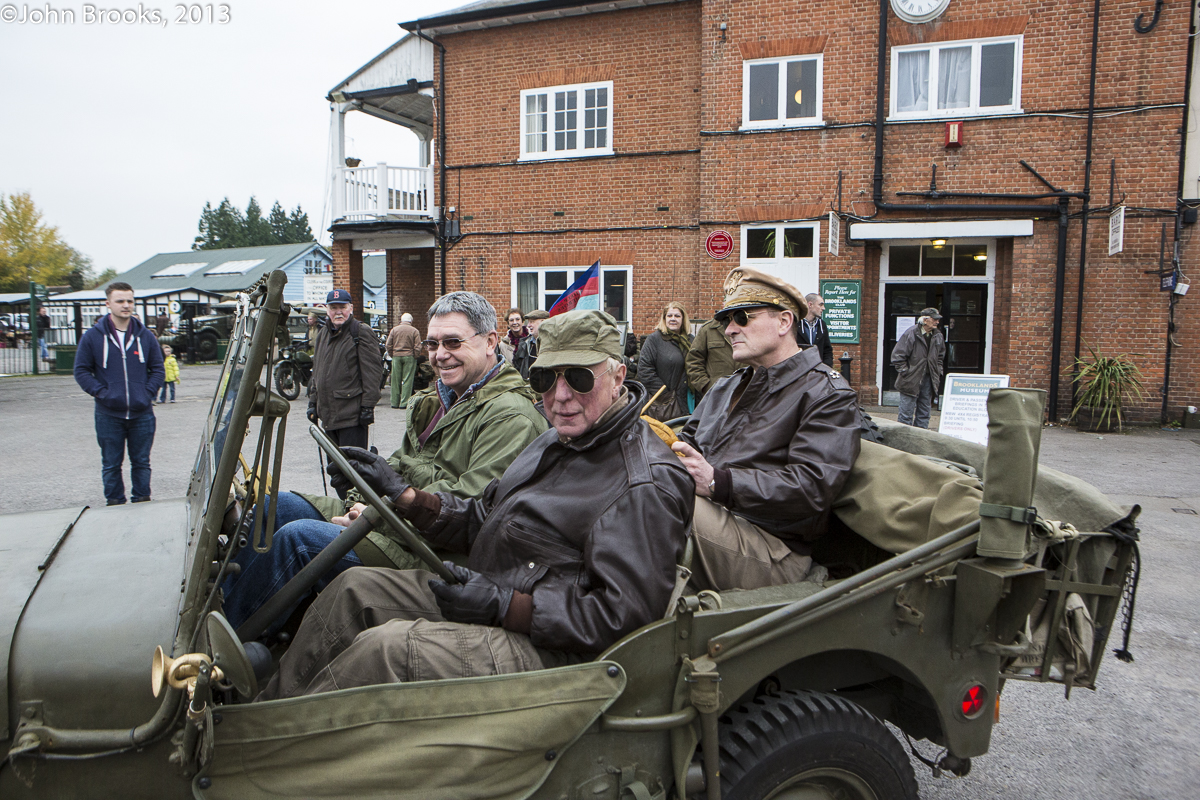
left=720, top=690, right=918, bottom=800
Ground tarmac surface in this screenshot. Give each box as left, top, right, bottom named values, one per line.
left=2, top=364, right=1199, bottom=798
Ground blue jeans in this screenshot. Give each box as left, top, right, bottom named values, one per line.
left=897, top=376, right=934, bottom=429
left=222, top=492, right=363, bottom=634
left=158, top=381, right=176, bottom=402
left=95, top=408, right=156, bottom=505
left=38, top=336, right=49, bottom=360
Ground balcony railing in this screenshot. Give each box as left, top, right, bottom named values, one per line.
left=334, top=163, right=436, bottom=222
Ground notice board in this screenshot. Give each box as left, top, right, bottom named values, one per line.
left=938, top=373, right=1011, bottom=446
left=820, top=279, right=861, bottom=344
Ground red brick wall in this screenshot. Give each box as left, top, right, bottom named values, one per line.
left=330, top=239, right=365, bottom=320
left=387, top=248, right=437, bottom=336
left=423, top=0, right=1198, bottom=421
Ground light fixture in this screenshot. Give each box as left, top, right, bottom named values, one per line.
left=973, top=253, right=988, bottom=261
left=931, top=238, right=947, bottom=249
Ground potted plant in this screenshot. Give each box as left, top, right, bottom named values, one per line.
left=1068, top=343, right=1146, bottom=432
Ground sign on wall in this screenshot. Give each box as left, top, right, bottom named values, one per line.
left=820, top=279, right=861, bottom=344
left=938, top=373, right=1011, bottom=446
left=304, top=275, right=333, bottom=305
left=827, top=212, right=840, bottom=257
left=1108, top=205, right=1125, bottom=256
left=706, top=230, right=734, bottom=260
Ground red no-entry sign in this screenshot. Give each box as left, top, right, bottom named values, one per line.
left=706, top=230, right=734, bottom=260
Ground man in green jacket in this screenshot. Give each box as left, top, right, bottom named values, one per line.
left=685, top=317, right=743, bottom=399
left=222, top=291, right=548, bottom=634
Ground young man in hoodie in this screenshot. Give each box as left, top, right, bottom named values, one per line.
left=74, top=282, right=165, bottom=505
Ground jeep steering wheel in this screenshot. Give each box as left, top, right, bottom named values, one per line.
left=310, top=424, right=457, bottom=583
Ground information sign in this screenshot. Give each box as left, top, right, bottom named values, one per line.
left=827, top=212, right=840, bottom=257
left=706, top=230, right=734, bottom=260
left=304, top=274, right=333, bottom=305
left=938, top=373, right=1011, bottom=446
left=1108, top=205, right=1125, bottom=256
left=819, top=279, right=860, bottom=344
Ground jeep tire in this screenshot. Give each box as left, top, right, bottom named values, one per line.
left=196, top=331, right=219, bottom=362
left=720, top=690, right=918, bottom=800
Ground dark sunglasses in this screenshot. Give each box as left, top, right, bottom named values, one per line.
left=528, top=364, right=612, bottom=395
left=422, top=332, right=483, bottom=352
left=714, top=307, right=773, bottom=327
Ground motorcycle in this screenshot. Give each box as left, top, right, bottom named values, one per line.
left=273, top=344, right=313, bottom=401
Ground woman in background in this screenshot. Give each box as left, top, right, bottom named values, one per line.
left=637, top=301, right=694, bottom=421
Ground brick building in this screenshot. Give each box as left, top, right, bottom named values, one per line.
left=324, top=0, right=1198, bottom=422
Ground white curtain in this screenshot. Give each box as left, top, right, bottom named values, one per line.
left=896, top=51, right=929, bottom=112
left=938, top=46, right=972, bottom=109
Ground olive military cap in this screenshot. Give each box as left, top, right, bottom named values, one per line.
left=717, top=267, right=807, bottom=320
left=523, top=309, right=550, bottom=321
left=532, top=309, right=624, bottom=369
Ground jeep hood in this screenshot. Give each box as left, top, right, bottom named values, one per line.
left=3, top=501, right=190, bottom=741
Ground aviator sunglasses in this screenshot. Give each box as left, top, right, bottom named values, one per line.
left=528, top=364, right=613, bottom=395
left=714, top=307, right=773, bottom=327
left=422, top=332, right=483, bottom=352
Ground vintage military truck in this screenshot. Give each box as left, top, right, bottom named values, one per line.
left=1, top=271, right=1138, bottom=799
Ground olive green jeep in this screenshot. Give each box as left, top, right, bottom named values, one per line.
left=1, top=271, right=1138, bottom=800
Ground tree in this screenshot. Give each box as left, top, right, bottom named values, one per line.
left=194, top=197, right=313, bottom=250
left=89, top=268, right=118, bottom=289
left=0, top=192, right=79, bottom=292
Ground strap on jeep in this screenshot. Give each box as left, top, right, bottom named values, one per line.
left=978, top=503, right=1037, bottom=525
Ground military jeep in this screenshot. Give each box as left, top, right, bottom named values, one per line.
left=1, top=271, right=1138, bottom=800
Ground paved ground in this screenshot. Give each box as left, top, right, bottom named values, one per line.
left=2, top=366, right=1199, bottom=797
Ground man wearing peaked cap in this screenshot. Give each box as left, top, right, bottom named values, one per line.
left=259, top=309, right=693, bottom=698
left=306, top=288, right=383, bottom=457
left=672, top=267, right=863, bottom=591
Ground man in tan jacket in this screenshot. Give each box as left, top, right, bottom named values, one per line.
left=385, top=312, right=422, bottom=408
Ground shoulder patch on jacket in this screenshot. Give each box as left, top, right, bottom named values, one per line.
left=620, top=424, right=656, bottom=487
left=815, top=363, right=851, bottom=391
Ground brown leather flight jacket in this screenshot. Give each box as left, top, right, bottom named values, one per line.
left=419, top=381, right=694, bottom=658
left=680, top=347, right=861, bottom=551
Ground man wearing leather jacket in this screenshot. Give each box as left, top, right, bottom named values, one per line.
left=672, top=267, right=862, bottom=591
left=258, top=310, right=694, bottom=699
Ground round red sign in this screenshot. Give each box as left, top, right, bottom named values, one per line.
left=706, top=230, right=734, bottom=260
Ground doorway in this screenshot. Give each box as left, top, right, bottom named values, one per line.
left=881, top=283, right=989, bottom=404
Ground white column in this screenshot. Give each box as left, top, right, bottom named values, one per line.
left=332, top=105, right=346, bottom=221
left=376, top=162, right=389, bottom=216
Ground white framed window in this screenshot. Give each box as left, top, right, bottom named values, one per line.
left=890, top=36, right=1022, bottom=119
left=742, top=55, right=823, bottom=129
left=520, top=81, right=614, bottom=160
left=741, top=222, right=821, bottom=296
left=881, top=240, right=993, bottom=280
left=511, top=265, right=632, bottom=322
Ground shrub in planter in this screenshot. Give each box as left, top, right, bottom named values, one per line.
left=1068, top=344, right=1145, bottom=432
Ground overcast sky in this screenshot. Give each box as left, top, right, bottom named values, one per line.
left=0, top=0, right=461, bottom=273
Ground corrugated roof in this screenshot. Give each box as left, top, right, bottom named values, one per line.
left=112, top=243, right=329, bottom=294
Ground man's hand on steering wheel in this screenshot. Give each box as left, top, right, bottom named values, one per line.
left=327, top=447, right=411, bottom=505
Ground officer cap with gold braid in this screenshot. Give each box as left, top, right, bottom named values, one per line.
left=715, top=267, right=807, bottom=321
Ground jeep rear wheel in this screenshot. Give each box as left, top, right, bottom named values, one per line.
left=720, top=690, right=918, bottom=800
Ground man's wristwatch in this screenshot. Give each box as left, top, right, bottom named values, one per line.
left=707, top=478, right=716, bottom=495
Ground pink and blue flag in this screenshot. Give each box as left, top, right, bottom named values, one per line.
left=548, top=260, right=601, bottom=316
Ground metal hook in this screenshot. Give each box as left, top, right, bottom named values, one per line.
left=1133, top=0, right=1163, bottom=34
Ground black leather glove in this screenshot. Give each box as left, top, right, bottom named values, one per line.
left=428, top=562, right=513, bottom=627
left=327, top=447, right=409, bottom=502
left=359, top=406, right=375, bottom=426
left=306, top=405, right=318, bottom=424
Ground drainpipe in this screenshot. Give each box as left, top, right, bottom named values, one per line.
left=413, top=26, right=448, bottom=295
left=872, top=0, right=888, bottom=207
left=1048, top=197, right=1071, bottom=418
left=1071, top=0, right=1102, bottom=407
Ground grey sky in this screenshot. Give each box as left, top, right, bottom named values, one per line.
left=0, top=0, right=458, bottom=273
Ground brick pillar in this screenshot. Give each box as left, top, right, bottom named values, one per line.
left=332, top=238, right=365, bottom=319
left=388, top=248, right=438, bottom=334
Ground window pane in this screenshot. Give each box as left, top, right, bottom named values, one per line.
left=889, top=245, right=920, bottom=276
left=544, top=293, right=559, bottom=309
left=555, top=92, right=577, bottom=150
left=584, top=87, right=608, bottom=149
left=980, top=42, right=1015, bottom=107
left=748, top=62, right=779, bottom=121
left=937, top=46, right=972, bottom=109
left=746, top=228, right=774, bottom=258
left=545, top=271, right=568, bottom=291
left=896, top=51, right=929, bottom=112
left=786, top=59, right=817, bottom=119
left=922, top=245, right=953, bottom=275
left=954, top=244, right=988, bottom=276
left=783, top=227, right=814, bottom=258
left=525, top=94, right=547, bottom=153
left=517, top=273, right=538, bottom=312
left=603, top=269, right=628, bottom=321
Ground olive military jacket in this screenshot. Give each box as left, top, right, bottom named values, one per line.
left=308, top=317, right=383, bottom=431
left=416, top=382, right=693, bottom=657
left=680, top=347, right=861, bottom=551
left=684, top=318, right=742, bottom=397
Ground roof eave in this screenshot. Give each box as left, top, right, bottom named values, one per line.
left=401, top=0, right=680, bottom=36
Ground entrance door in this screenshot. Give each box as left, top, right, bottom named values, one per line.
left=882, top=283, right=988, bottom=404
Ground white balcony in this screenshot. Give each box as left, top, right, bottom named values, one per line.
left=333, top=162, right=436, bottom=223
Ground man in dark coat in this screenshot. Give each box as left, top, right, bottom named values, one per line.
left=512, top=309, right=548, bottom=380
left=307, top=289, right=383, bottom=455
left=799, top=292, right=835, bottom=367
left=890, top=308, right=946, bottom=429
left=258, top=309, right=693, bottom=698
left=672, top=268, right=861, bottom=591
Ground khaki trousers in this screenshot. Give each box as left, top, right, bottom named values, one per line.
left=689, top=497, right=819, bottom=591
left=258, top=568, right=543, bottom=700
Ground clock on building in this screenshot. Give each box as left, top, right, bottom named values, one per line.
left=891, top=0, right=950, bottom=24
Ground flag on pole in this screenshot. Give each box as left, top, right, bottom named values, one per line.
left=548, top=260, right=601, bottom=316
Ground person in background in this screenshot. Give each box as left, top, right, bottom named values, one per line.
left=513, top=309, right=549, bottom=380
left=307, top=289, right=382, bottom=460
left=800, top=292, right=834, bottom=368
left=74, top=281, right=164, bottom=506
left=891, top=308, right=945, bottom=429
left=158, top=344, right=180, bottom=404
left=685, top=317, right=743, bottom=401
left=637, top=301, right=694, bottom=421
left=37, top=305, right=51, bottom=361
left=385, top=312, right=422, bottom=409
left=504, top=307, right=528, bottom=353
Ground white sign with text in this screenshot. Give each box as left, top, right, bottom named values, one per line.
left=938, top=373, right=1011, bottom=446
left=304, top=275, right=333, bottom=306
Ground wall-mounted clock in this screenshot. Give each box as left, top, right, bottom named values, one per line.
left=891, top=0, right=950, bottom=24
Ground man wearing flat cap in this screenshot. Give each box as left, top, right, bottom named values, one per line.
left=258, top=309, right=694, bottom=698
left=307, top=288, right=383, bottom=456
left=513, top=308, right=550, bottom=380
left=890, top=308, right=946, bottom=429
left=672, top=268, right=862, bottom=591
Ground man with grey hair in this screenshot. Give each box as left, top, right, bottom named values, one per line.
left=385, top=311, right=422, bottom=408
left=222, top=291, right=548, bottom=636
left=799, top=292, right=834, bottom=367
left=891, top=307, right=945, bottom=429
